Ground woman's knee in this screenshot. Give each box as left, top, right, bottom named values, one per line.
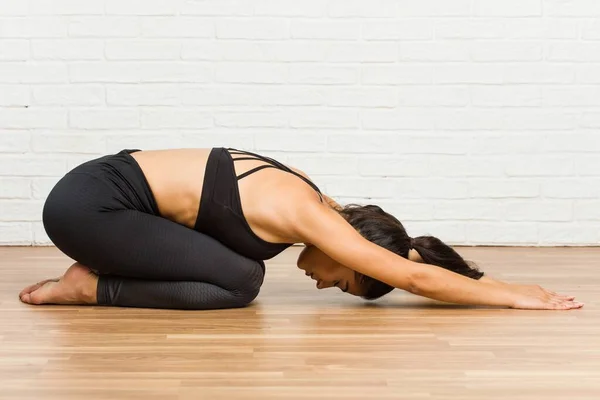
left=230, top=259, right=265, bottom=305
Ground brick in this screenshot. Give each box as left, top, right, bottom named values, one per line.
left=140, top=17, right=214, bottom=38
left=400, top=42, right=470, bottom=62
left=466, top=222, right=539, bottom=244
left=217, top=19, right=288, bottom=39
left=255, top=0, right=325, bottom=17
left=361, top=109, right=436, bottom=130
left=179, top=0, right=253, bottom=16
left=0, top=223, right=32, bottom=244
left=474, top=0, right=542, bottom=16
left=325, top=87, right=397, bottom=107
left=70, top=109, right=139, bottom=129
left=435, top=19, right=504, bottom=39
left=31, top=39, right=104, bottom=60
left=0, top=156, right=65, bottom=177
left=141, top=109, right=212, bottom=129
left=254, top=131, right=328, bottom=152
left=328, top=0, right=397, bottom=17
left=105, top=0, right=177, bottom=15
left=539, top=222, right=599, bottom=245
left=396, top=0, right=471, bottom=16
left=546, top=0, right=600, bottom=16
left=291, top=20, right=359, bottom=40
left=504, top=156, right=574, bottom=177
left=106, top=132, right=183, bottom=151
left=0, top=0, right=27, bottom=16
left=363, top=19, right=433, bottom=40
left=328, top=42, right=397, bottom=63
left=327, top=132, right=397, bottom=154
left=574, top=201, right=600, bottom=220
left=434, top=64, right=503, bottom=84
left=290, top=65, right=358, bottom=85
left=503, top=64, right=574, bottom=84
left=0, top=108, right=67, bottom=129
left=542, top=178, right=600, bottom=199
left=290, top=109, right=358, bottom=129
left=0, top=17, right=67, bottom=37
left=214, top=112, right=286, bottom=128
left=397, top=86, right=468, bottom=106
left=32, top=177, right=62, bottom=199
left=574, top=155, right=600, bottom=176
left=182, top=86, right=323, bottom=106
left=107, top=84, right=181, bottom=106
left=470, top=42, right=543, bottom=62
left=434, top=200, right=504, bottom=221
left=180, top=131, right=254, bottom=149
left=0, top=40, right=30, bottom=60
left=69, top=17, right=140, bottom=37
left=362, top=65, right=433, bottom=85
left=548, top=43, right=600, bottom=62
left=105, top=40, right=181, bottom=60
left=0, top=200, right=45, bottom=221
left=31, top=131, right=106, bottom=153
left=287, top=154, right=358, bottom=175
left=33, top=85, right=104, bottom=106
left=0, top=62, right=68, bottom=83
left=215, top=63, right=287, bottom=83
left=358, top=156, right=429, bottom=177
left=543, top=86, right=600, bottom=107
left=577, top=65, right=600, bottom=83
left=469, top=179, right=540, bottom=198
left=471, top=86, right=541, bottom=107
left=28, top=0, right=104, bottom=15
left=0, top=85, right=30, bottom=106
left=0, top=178, right=31, bottom=199
left=70, top=62, right=212, bottom=83
left=0, top=131, right=30, bottom=152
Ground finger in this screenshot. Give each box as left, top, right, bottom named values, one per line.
left=545, top=288, right=569, bottom=298
left=553, top=301, right=584, bottom=310
left=547, top=290, right=576, bottom=300
left=552, top=294, right=575, bottom=300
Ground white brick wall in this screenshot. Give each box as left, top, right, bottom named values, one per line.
left=1, top=0, right=599, bottom=246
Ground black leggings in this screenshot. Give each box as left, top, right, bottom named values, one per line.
left=41, top=149, right=265, bottom=310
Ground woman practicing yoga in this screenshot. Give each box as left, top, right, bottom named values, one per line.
left=20, top=147, right=583, bottom=310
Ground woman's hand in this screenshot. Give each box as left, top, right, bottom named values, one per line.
left=508, top=283, right=584, bottom=310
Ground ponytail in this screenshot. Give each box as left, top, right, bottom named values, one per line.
left=410, top=235, right=484, bottom=280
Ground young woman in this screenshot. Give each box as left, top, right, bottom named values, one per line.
left=20, top=147, right=583, bottom=311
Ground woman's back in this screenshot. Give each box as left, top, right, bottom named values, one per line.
left=130, top=147, right=322, bottom=247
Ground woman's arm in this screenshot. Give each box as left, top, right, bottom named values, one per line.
left=291, top=197, right=582, bottom=310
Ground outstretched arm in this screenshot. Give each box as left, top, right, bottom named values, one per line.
left=292, top=197, right=583, bottom=310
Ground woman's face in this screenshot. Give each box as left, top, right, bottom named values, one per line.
left=297, top=245, right=364, bottom=296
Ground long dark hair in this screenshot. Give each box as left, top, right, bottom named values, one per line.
left=337, top=204, right=484, bottom=300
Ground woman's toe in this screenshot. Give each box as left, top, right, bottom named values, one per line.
left=19, top=278, right=60, bottom=299
left=21, top=281, right=59, bottom=305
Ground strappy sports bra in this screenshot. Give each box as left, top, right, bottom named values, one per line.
left=193, top=147, right=324, bottom=261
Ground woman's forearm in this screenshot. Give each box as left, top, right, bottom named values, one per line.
left=406, top=262, right=515, bottom=307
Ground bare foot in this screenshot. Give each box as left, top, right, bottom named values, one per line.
left=19, top=262, right=98, bottom=305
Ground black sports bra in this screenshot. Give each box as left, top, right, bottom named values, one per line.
left=193, top=147, right=323, bottom=261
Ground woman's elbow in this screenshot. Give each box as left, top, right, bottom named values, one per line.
left=405, top=270, right=432, bottom=296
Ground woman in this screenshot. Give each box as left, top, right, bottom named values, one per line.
left=20, top=147, right=583, bottom=310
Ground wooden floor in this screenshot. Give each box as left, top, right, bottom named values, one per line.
left=0, top=245, right=599, bottom=400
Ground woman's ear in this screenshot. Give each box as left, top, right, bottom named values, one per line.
left=408, top=248, right=424, bottom=263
